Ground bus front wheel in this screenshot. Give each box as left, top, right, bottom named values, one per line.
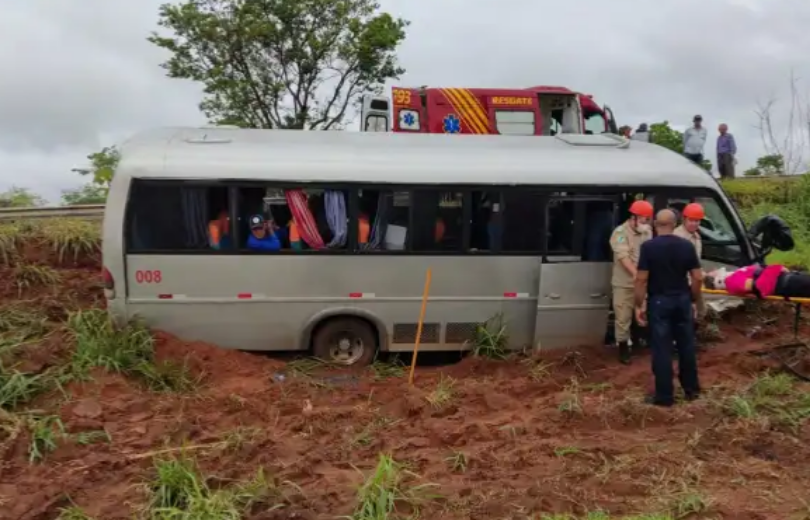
left=311, top=317, right=377, bottom=366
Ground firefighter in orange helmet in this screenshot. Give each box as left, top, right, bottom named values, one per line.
left=609, top=199, right=654, bottom=364
left=675, top=202, right=705, bottom=319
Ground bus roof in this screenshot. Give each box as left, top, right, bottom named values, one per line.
left=117, top=127, right=718, bottom=188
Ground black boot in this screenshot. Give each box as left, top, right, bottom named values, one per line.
left=630, top=322, right=646, bottom=350
left=618, top=341, right=631, bottom=365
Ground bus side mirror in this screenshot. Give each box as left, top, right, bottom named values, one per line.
left=748, top=214, right=794, bottom=262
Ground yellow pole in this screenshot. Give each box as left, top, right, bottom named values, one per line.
left=408, top=268, right=432, bottom=385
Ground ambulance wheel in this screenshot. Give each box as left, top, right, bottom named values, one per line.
left=312, top=317, right=377, bottom=367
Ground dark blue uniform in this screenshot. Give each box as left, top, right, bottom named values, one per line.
left=637, top=235, right=701, bottom=405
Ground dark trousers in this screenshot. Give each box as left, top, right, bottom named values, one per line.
left=684, top=153, right=703, bottom=165
left=648, top=292, right=700, bottom=404
left=718, top=153, right=735, bottom=179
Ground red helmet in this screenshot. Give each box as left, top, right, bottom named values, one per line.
left=682, top=203, right=705, bottom=220
left=629, top=200, right=654, bottom=218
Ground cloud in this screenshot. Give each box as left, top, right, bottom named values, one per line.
left=2, top=0, right=809, bottom=200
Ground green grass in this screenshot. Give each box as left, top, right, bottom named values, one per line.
left=66, top=309, right=199, bottom=392
left=722, top=373, right=810, bottom=431
left=469, top=313, right=509, bottom=359
left=345, top=454, right=439, bottom=520
left=0, top=365, right=47, bottom=409
left=723, top=176, right=810, bottom=268
left=28, top=414, right=65, bottom=463
left=0, top=219, right=100, bottom=266
left=147, top=454, right=283, bottom=519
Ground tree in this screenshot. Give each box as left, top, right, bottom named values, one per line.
left=0, top=187, right=46, bottom=208
left=148, top=0, right=409, bottom=130
left=75, top=146, right=120, bottom=188
left=61, top=184, right=108, bottom=205
left=743, top=154, right=785, bottom=177
left=649, top=121, right=713, bottom=173
left=754, top=70, right=809, bottom=175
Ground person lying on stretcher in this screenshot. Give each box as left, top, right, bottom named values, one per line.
left=705, top=264, right=810, bottom=299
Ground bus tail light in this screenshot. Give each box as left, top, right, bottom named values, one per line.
left=102, top=267, right=116, bottom=299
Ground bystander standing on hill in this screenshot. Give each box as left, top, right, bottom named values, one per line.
left=683, top=115, right=707, bottom=166
left=716, top=123, right=737, bottom=179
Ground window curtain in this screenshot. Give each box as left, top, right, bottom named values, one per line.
left=180, top=187, right=210, bottom=249
left=285, top=189, right=326, bottom=249
left=366, top=192, right=390, bottom=250
left=325, top=190, right=347, bottom=248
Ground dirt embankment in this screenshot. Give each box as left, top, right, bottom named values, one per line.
left=1, top=231, right=810, bottom=519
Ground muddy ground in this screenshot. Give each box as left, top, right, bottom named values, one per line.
left=1, top=242, right=810, bottom=519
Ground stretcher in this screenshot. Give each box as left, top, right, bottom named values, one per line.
left=701, top=289, right=810, bottom=381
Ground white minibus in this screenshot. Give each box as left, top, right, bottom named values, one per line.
left=102, top=128, right=757, bottom=365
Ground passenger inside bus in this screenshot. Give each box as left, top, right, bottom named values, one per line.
left=236, top=187, right=354, bottom=251
left=207, top=210, right=232, bottom=250
left=246, top=214, right=282, bottom=251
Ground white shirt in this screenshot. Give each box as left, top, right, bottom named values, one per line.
left=683, top=126, right=707, bottom=155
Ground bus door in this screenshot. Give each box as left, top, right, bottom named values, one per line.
left=537, top=93, right=582, bottom=135
left=534, top=195, right=617, bottom=349
left=604, top=105, right=619, bottom=134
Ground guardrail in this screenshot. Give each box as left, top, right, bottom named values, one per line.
left=0, top=204, right=105, bottom=221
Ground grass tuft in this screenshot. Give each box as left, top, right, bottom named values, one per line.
left=67, top=309, right=199, bottom=392
left=0, top=364, right=47, bottom=409
left=469, top=313, right=509, bottom=359
left=147, top=453, right=284, bottom=519
left=28, top=414, right=65, bottom=463
left=39, top=219, right=100, bottom=264
left=0, top=223, right=24, bottom=264
left=425, top=375, right=455, bottom=409
left=345, top=454, right=439, bottom=520
left=722, top=373, right=810, bottom=431
left=12, top=263, right=60, bottom=296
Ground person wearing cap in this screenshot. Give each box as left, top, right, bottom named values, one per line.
left=683, top=115, right=708, bottom=166
left=609, top=199, right=654, bottom=364
left=631, top=123, right=651, bottom=142
left=634, top=209, right=703, bottom=407
left=246, top=214, right=281, bottom=251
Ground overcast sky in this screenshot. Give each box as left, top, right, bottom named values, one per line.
left=2, top=0, right=809, bottom=203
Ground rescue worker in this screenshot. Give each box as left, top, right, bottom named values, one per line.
left=674, top=203, right=705, bottom=317
left=610, top=199, right=654, bottom=364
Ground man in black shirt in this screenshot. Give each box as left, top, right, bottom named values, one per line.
left=634, top=209, right=703, bottom=406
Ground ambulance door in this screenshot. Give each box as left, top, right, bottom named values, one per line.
left=537, top=93, right=581, bottom=135
left=360, top=96, right=390, bottom=132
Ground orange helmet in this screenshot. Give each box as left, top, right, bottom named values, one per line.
left=629, top=200, right=654, bottom=218
left=682, top=203, right=705, bottom=220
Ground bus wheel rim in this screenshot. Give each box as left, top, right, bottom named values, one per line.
left=329, top=334, right=364, bottom=365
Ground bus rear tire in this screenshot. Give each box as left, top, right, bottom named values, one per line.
left=311, top=317, right=377, bottom=367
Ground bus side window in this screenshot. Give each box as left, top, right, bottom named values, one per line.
left=674, top=195, right=745, bottom=266
left=468, top=191, right=501, bottom=252
left=126, top=180, right=230, bottom=253
left=355, top=189, right=411, bottom=252
left=410, top=190, right=463, bottom=252
left=233, top=186, right=350, bottom=252
left=546, top=197, right=616, bottom=262
left=501, top=191, right=544, bottom=253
